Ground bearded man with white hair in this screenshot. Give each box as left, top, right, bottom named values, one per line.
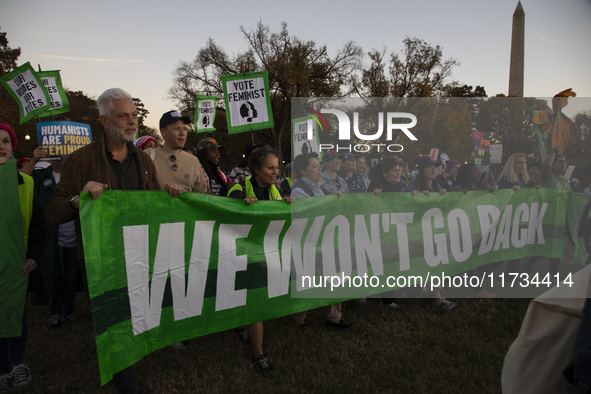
left=46, top=88, right=180, bottom=393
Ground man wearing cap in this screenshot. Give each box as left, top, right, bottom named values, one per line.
left=321, top=151, right=349, bottom=195
left=196, top=137, right=231, bottom=196
left=146, top=110, right=207, bottom=194
left=338, top=152, right=366, bottom=193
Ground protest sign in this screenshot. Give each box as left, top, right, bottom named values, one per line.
left=0, top=62, right=51, bottom=124
left=429, top=148, right=439, bottom=162
left=0, top=161, right=28, bottom=337
left=292, top=115, right=322, bottom=160
left=490, top=144, right=503, bottom=164
left=37, top=70, right=70, bottom=117
left=472, top=130, right=491, bottom=172
left=194, top=95, right=217, bottom=132
left=564, top=165, right=575, bottom=180
left=221, top=71, right=274, bottom=134
left=36, top=121, right=93, bottom=160
left=81, top=188, right=578, bottom=384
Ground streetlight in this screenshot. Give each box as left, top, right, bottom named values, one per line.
left=25, top=134, right=30, bottom=158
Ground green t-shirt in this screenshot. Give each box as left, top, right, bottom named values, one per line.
left=540, top=171, right=571, bottom=192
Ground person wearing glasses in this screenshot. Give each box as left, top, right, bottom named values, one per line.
left=541, top=146, right=571, bottom=192
left=320, top=151, right=349, bottom=195
left=146, top=110, right=207, bottom=194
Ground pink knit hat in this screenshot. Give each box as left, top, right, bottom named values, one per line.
left=0, top=123, right=17, bottom=150
left=445, top=160, right=461, bottom=173
left=133, top=135, right=157, bottom=150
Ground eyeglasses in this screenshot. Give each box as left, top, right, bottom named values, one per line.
left=170, top=154, right=178, bottom=171
left=555, top=160, right=567, bottom=164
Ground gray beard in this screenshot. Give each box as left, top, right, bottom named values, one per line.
left=108, top=125, right=135, bottom=145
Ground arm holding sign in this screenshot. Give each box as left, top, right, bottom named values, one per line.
left=19, top=146, right=47, bottom=175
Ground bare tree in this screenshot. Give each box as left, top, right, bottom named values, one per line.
left=169, top=22, right=362, bottom=159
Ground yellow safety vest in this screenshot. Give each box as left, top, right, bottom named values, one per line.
left=227, top=176, right=283, bottom=201
left=18, top=173, right=34, bottom=249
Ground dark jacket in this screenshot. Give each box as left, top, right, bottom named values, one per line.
left=290, top=178, right=328, bottom=197
left=31, top=166, right=61, bottom=305
left=367, top=178, right=403, bottom=193
left=46, top=136, right=160, bottom=259
left=498, top=175, right=527, bottom=190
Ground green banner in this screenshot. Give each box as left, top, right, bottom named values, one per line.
left=0, top=161, right=28, bottom=337
left=194, top=95, right=217, bottom=132
left=81, top=188, right=571, bottom=384
left=37, top=70, right=70, bottom=117
left=0, top=62, right=52, bottom=124
left=567, top=192, right=591, bottom=265
left=221, top=71, right=274, bottom=134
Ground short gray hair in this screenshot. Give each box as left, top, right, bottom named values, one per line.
left=97, top=88, right=132, bottom=116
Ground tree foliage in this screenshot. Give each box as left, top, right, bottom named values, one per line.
left=357, top=37, right=459, bottom=98
left=169, top=22, right=363, bottom=160
left=0, top=28, right=21, bottom=77
left=474, top=97, right=549, bottom=168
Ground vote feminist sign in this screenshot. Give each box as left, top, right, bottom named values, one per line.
left=221, top=71, right=274, bottom=134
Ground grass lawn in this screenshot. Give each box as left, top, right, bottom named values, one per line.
left=16, top=292, right=532, bottom=393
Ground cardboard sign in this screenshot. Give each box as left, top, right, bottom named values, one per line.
left=194, top=95, right=217, bottom=132
left=36, top=121, right=93, bottom=160
left=221, top=71, right=274, bottom=134
left=292, top=116, right=321, bottom=160
left=37, top=70, right=70, bottom=117
left=429, top=148, right=439, bottom=162
left=472, top=130, right=491, bottom=172
left=0, top=62, right=51, bottom=124
left=564, top=165, right=575, bottom=180
left=489, top=144, right=503, bottom=164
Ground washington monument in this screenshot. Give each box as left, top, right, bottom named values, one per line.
left=508, top=1, right=525, bottom=97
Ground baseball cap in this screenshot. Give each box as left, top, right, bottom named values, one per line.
left=341, top=153, right=359, bottom=161
left=197, top=137, right=225, bottom=152
left=159, top=110, right=191, bottom=129
left=322, top=150, right=343, bottom=162
left=417, top=157, right=441, bottom=171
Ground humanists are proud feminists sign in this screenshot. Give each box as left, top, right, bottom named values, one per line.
left=79, top=188, right=575, bottom=384
left=36, top=121, right=93, bottom=160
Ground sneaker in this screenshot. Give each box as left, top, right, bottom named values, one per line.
left=252, top=355, right=273, bottom=374
left=234, top=327, right=251, bottom=344
left=381, top=301, right=403, bottom=310
left=48, top=314, right=64, bottom=330
left=0, top=373, right=11, bottom=392
left=477, top=290, right=496, bottom=299
left=326, top=319, right=354, bottom=329
left=11, top=363, right=31, bottom=387
left=64, top=313, right=78, bottom=322
left=170, top=342, right=186, bottom=350
left=433, top=298, right=456, bottom=311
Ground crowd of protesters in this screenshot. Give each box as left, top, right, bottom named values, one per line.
left=0, top=87, right=583, bottom=393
